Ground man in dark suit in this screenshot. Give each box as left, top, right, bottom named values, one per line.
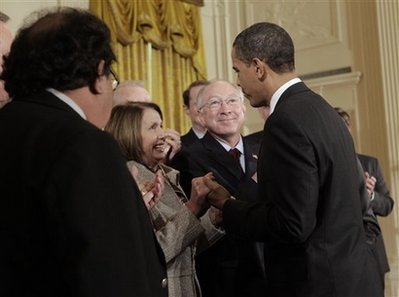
left=358, top=154, right=394, bottom=287
left=0, top=8, right=167, bottom=297
left=205, top=22, right=382, bottom=297
left=181, top=80, right=210, bottom=147
left=173, top=79, right=266, bottom=297
left=335, top=107, right=394, bottom=291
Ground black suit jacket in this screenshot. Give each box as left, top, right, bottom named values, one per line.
left=172, top=132, right=266, bottom=297
left=0, top=92, right=167, bottom=297
left=358, top=153, right=394, bottom=276
left=181, top=128, right=200, bottom=147
left=222, top=82, right=382, bottom=297
left=244, top=130, right=263, bottom=147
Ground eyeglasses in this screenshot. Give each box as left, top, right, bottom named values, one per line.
left=110, top=68, right=119, bottom=91
left=200, top=96, right=242, bottom=110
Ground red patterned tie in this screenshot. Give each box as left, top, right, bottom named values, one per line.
left=229, top=148, right=242, bottom=171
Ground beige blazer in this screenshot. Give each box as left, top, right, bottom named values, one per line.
left=128, top=161, right=224, bottom=297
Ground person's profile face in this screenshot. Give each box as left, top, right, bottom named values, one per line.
left=342, top=115, right=351, bottom=132
left=188, top=85, right=205, bottom=127
left=231, top=47, right=262, bottom=108
left=140, top=108, right=170, bottom=168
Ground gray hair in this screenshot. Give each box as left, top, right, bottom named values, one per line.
left=196, top=79, right=244, bottom=110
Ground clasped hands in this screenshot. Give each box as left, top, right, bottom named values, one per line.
left=129, top=164, right=164, bottom=209
left=129, top=163, right=231, bottom=222
left=186, top=173, right=231, bottom=226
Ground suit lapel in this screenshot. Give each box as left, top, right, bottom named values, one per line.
left=200, top=133, right=244, bottom=182
left=244, top=140, right=260, bottom=178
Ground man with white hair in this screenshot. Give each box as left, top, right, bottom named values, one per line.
left=113, top=80, right=151, bottom=105
left=172, top=79, right=266, bottom=297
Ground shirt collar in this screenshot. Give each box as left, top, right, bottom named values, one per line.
left=213, top=134, right=244, bottom=154
left=46, top=88, right=87, bottom=119
left=192, top=127, right=206, bottom=139
left=269, top=78, right=301, bottom=115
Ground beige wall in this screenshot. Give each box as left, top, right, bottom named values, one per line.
left=2, top=0, right=398, bottom=295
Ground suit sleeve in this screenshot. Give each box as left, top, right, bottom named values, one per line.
left=196, top=210, right=225, bottom=254
left=44, top=130, right=166, bottom=297
left=224, top=112, right=319, bottom=244
left=369, top=158, right=394, bottom=216
left=149, top=197, right=204, bottom=263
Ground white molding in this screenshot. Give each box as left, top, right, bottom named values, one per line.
left=304, top=71, right=362, bottom=89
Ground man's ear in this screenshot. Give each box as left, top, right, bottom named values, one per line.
left=198, top=110, right=206, bottom=127
left=252, top=58, right=266, bottom=80
left=183, top=105, right=190, bottom=115
left=93, top=60, right=106, bottom=94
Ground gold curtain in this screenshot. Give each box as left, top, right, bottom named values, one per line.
left=90, top=0, right=207, bottom=134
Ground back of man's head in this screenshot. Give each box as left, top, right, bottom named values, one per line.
left=233, top=22, right=295, bottom=74
left=113, top=80, right=151, bottom=106
left=1, top=7, right=116, bottom=98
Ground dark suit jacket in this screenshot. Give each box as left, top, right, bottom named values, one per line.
left=181, top=128, right=200, bottom=147
left=222, top=82, right=382, bottom=297
left=172, top=132, right=266, bottom=297
left=0, top=91, right=167, bottom=297
left=244, top=130, right=263, bottom=147
left=358, top=153, right=394, bottom=276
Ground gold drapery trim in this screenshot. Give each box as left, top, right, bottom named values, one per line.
left=178, top=0, right=204, bottom=7
left=90, top=0, right=207, bottom=133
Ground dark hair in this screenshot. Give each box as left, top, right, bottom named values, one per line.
left=0, top=11, right=10, bottom=23
left=104, top=102, right=163, bottom=163
left=182, top=80, right=210, bottom=107
left=233, top=22, right=295, bottom=73
left=1, top=7, right=116, bottom=97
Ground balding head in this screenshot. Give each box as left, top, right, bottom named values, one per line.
left=113, top=80, right=151, bottom=106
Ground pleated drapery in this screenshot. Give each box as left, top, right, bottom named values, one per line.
left=90, top=0, right=207, bottom=133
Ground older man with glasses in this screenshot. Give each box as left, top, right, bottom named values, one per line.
left=172, top=79, right=267, bottom=297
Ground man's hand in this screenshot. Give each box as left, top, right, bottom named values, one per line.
left=203, top=175, right=231, bottom=209
left=163, top=128, right=182, bottom=161
left=186, top=172, right=214, bottom=217
left=364, top=171, right=376, bottom=199
left=209, top=206, right=223, bottom=227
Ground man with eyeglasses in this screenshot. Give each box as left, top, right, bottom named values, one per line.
left=172, top=79, right=266, bottom=297
left=0, top=8, right=167, bottom=297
